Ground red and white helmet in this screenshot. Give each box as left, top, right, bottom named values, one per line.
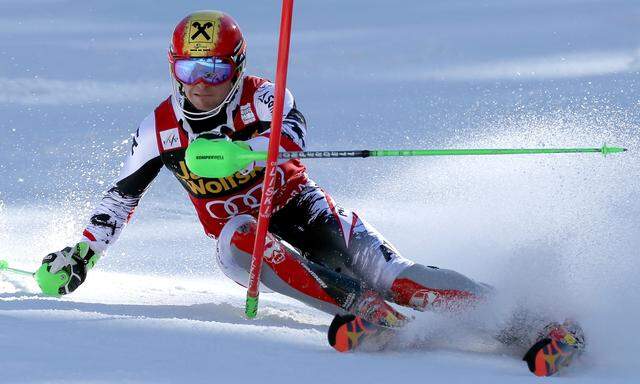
left=169, top=10, right=247, bottom=120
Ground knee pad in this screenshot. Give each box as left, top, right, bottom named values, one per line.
left=216, top=214, right=273, bottom=291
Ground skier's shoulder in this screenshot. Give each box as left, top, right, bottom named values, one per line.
left=133, top=95, right=184, bottom=143
left=241, top=75, right=295, bottom=121
left=241, top=75, right=270, bottom=93
left=127, top=96, right=175, bottom=160
left=153, top=95, right=180, bottom=129
left=243, top=75, right=294, bottom=99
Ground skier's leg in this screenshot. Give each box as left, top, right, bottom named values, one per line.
left=389, top=264, right=494, bottom=312
left=269, top=183, right=492, bottom=312
left=343, top=213, right=493, bottom=311
left=216, top=214, right=406, bottom=327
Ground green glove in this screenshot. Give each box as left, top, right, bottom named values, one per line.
left=36, top=242, right=100, bottom=296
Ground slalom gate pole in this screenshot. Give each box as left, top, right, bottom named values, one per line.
left=245, top=0, right=295, bottom=319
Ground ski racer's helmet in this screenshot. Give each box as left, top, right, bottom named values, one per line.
left=169, top=10, right=247, bottom=120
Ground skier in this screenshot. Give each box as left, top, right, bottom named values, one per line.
left=38, top=10, right=583, bottom=375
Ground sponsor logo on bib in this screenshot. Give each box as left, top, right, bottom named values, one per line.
left=240, top=103, right=256, bottom=124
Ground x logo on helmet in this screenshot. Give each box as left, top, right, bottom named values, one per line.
left=191, top=22, right=213, bottom=40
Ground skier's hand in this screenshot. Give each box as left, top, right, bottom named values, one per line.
left=233, top=140, right=256, bottom=174
left=36, top=242, right=100, bottom=296
left=191, top=132, right=256, bottom=175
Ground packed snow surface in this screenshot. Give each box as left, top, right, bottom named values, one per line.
left=1, top=0, right=638, bottom=383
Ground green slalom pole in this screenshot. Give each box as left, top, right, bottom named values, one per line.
left=185, top=138, right=627, bottom=179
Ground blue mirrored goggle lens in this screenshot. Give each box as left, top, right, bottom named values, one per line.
left=174, top=58, right=234, bottom=85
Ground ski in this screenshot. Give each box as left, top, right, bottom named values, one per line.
left=329, top=312, right=586, bottom=378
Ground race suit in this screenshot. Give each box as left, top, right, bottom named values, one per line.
left=81, top=75, right=491, bottom=318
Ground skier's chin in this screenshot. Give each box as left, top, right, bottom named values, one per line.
left=187, top=95, right=224, bottom=112
left=184, top=80, right=233, bottom=112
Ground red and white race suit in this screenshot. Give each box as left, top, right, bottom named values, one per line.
left=81, top=75, right=491, bottom=317
left=83, top=75, right=307, bottom=245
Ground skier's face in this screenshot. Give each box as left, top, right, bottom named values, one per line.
left=183, top=79, right=234, bottom=111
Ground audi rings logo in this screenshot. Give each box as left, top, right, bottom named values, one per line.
left=205, top=168, right=285, bottom=219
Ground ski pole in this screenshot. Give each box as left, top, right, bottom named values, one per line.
left=244, top=0, right=295, bottom=319
left=185, top=139, right=627, bottom=179
left=0, top=260, right=35, bottom=276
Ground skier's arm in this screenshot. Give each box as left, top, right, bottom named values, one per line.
left=244, top=82, right=307, bottom=165
left=82, top=113, right=163, bottom=253
left=37, top=113, right=162, bottom=296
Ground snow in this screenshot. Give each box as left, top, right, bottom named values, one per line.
left=1, top=0, right=639, bottom=383
left=0, top=77, right=166, bottom=105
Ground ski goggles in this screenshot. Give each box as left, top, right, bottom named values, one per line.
left=172, top=57, right=235, bottom=86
